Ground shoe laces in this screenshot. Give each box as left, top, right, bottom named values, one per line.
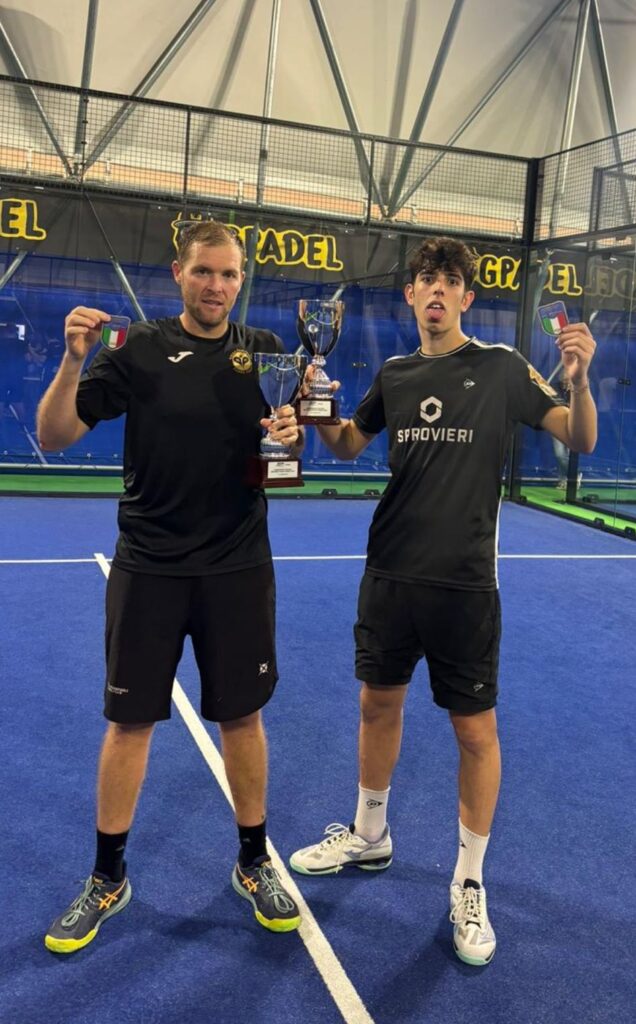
left=61, top=877, right=105, bottom=927
left=450, top=884, right=485, bottom=928
left=318, top=823, right=355, bottom=849
left=253, top=862, right=296, bottom=914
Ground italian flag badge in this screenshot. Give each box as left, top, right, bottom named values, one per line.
left=537, top=301, right=569, bottom=336
left=101, top=316, right=131, bottom=350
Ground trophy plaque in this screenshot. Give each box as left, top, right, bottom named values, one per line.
left=246, top=351, right=306, bottom=488
left=295, top=298, right=344, bottom=424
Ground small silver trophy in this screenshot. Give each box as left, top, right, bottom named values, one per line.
left=247, top=351, right=306, bottom=488
left=296, top=298, right=344, bottom=424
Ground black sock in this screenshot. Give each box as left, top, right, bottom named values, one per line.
left=237, top=820, right=267, bottom=868
left=94, top=829, right=129, bottom=882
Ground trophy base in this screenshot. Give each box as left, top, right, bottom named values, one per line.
left=296, top=396, right=340, bottom=425
left=246, top=455, right=303, bottom=489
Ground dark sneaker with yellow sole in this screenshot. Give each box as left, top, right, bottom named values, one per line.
left=232, top=857, right=300, bottom=932
left=45, top=872, right=132, bottom=954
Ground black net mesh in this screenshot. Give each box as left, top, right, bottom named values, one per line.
left=536, top=128, right=636, bottom=242
left=0, top=75, right=529, bottom=240
left=370, top=139, right=528, bottom=240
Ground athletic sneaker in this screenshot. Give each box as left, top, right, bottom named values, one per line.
left=45, top=872, right=132, bottom=954
left=232, top=857, right=300, bottom=932
left=289, top=822, right=393, bottom=875
left=450, top=878, right=496, bottom=966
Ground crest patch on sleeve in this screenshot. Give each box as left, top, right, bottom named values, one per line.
left=528, top=363, right=557, bottom=397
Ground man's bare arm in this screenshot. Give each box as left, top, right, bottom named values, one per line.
left=540, top=321, right=597, bottom=453
left=37, top=306, right=109, bottom=450
left=316, top=418, right=375, bottom=460
left=541, top=388, right=597, bottom=453
left=37, top=354, right=91, bottom=450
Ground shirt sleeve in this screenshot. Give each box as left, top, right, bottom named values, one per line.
left=352, top=369, right=386, bottom=435
left=76, top=346, right=130, bottom=429
left=506, top=348, right=565, bottom=430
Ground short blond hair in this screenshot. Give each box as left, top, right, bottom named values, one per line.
left=176, top=220, right=245, bottom=265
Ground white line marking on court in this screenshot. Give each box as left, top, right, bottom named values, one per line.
left=2, top=553, right=636, bottom=565
left=498, top=554, right=636, bottom=559
left=274, top=555, right=366, bottom=560
left=0, top=558, right=97, bottom=564
left=92, top=552, right=375, bottom=1024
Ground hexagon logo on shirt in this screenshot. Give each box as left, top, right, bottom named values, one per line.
left=419, top=396, right=442, bottom=423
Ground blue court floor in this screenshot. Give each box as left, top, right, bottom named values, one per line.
left=1, top=497, right=635, bottom=1024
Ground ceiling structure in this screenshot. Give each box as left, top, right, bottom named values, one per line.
left=0, top=0, right=634, bottom=162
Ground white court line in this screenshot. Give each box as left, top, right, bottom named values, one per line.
left=0, top=558, right=97, bottom=564
left=92, top=552, right=375, bottom=1024
left=498, top=553, right=636, bottom=559
left=2, top=553, right=636, bottom=565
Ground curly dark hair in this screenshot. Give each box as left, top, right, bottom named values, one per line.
left=176, top=220, right=245, bottom=265
left=408, top=237, right=478, bottom=287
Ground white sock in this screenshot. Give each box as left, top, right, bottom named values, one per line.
left=453, top=819, right=490, bottom=886
left=354, top=785, right=390, bottom=842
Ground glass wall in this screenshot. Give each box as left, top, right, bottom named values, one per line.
left=0, top=222, right=522, bottom=492
left=515, top=241, right=636, bottom=526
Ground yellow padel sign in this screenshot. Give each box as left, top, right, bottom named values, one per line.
left=172, top=214, right=343, bottom=272
left=0, top=198, right=47, bottom=240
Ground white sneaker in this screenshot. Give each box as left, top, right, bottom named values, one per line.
left=450, top=879, right=496, bottom=966
left=289, top=823, right=393, bottom=875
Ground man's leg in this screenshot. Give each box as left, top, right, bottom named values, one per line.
left=449, top=707, right=500, bottom=966
left=97, top=721, right=155, bottom=834
left=44, top=722, right=153, bottom=954
left=220, top=711, right=300, bottom=933
left=356, top=682, right=407, bottom=840
left=450, top=707, right=501, bottom=841
left=359, top=682, right=407, bottom=790
left=289, top=682, right=406, bottom=876
left=218, top=710, right=267, bottom=832
left=94, top=722, right=155, bottom=881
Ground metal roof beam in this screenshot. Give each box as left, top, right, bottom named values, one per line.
left=74, top=0, right=100, bottom=157
left=0, top=20, right=74, bottom=176
left=308, top=0, right=385, bottom=214
left=238, top=0, right=282, bottom=325
left=84, top=0, right=218, bottom=169
left=549, top=0, right=592, bottom=236
left=380, top=0, right=418, bottom=204
left=386, top=0, right=465, bottom=217
left=392, top=0, right=574, bottom=215
left=589, top=0, right=632, bottom=224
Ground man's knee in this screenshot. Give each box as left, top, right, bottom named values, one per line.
left=360, top=683, right=407, bottom=724
left=218, top=709, right=262, bottom=736
left=450, top=709, right=498, bottom=754
left=105, top=721, right=155, bottom=745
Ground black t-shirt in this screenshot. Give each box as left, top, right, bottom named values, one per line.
left=353, top=338, right=563, bottom=591
left=76, top=317, right=284, bottom=575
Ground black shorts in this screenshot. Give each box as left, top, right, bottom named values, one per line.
left=354, top=573, right=500, bottom=714
left=104, top=563, right=278, bottom=724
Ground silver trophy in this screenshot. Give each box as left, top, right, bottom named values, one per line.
left=247, top=351, right=306, bottom=488
left=296, top=298, right=344, bottom=424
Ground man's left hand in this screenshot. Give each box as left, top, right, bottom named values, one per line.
left=557, top=322, right=597, bottom=386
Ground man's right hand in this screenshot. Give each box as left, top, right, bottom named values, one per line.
left=64, top=306, right=110, bottom=364
left=301, top=362, right=341, bottom=396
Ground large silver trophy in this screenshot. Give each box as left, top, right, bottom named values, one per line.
left=247, top=352, right=306, bottom=488
left=295, top=298, right=344, bottom=424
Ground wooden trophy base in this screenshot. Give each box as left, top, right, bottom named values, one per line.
left=295, top=395, right=340, bottom=425
left=246, top=454, right=303, bottom=488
